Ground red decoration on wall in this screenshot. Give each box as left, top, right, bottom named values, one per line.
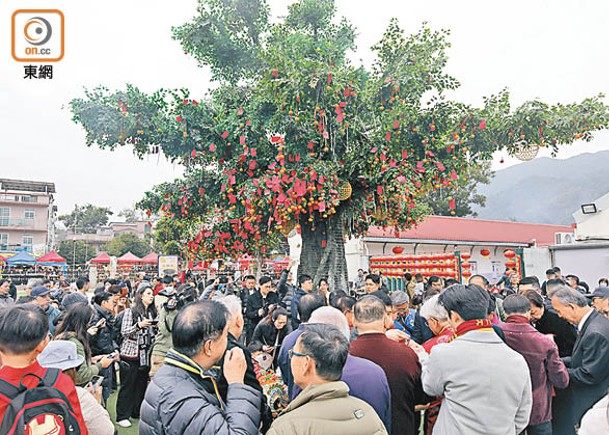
left=480, top=248, right=490, bottom=257
left=504, top=249, right=516, bottom=259
left=392, top=246, right=404, bottom=254
left=505, top=260, right=517, bottom=269
left=461, top=262, right=471, bottom=269
left=462, top=270, right=472, bottom=278
left=461, top=252, right=471, bottom=261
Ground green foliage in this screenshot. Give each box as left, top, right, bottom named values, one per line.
left=104, top=232, right=151, bottom=258
left=70, top=0, right=609, bottom=263
left=59, top=204, right=113, bottom=234
left=57, top=240, right=96, bottom=266
left=424, top=161, right=492, bottom=217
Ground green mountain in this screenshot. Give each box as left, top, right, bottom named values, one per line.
left=473, top=151, right=609, bottom=225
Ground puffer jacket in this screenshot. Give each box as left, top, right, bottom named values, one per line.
left=139, top=349, right=262, bottom=435
left=267, top=381, right=387, bottom=435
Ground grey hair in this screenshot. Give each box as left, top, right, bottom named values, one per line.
left=299, top=324, right=349, bottom=381
left=353, top=295, right=386, bottom=324
left=218, top=295, right=242, bottom=321
left=390, top=291, right=410, bottom=306
left=27, top=278, right=43, bottom=289
left=549, top=284, right=589, bottom=308
left=308, top=306, right=350, bottom=340
left=419, top=294, right=449, bottom=322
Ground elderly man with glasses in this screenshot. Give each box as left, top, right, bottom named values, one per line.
left=268, top=324, right=387, bottom=435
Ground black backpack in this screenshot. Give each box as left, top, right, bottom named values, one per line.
left=0, top=368, right=82, bottom=435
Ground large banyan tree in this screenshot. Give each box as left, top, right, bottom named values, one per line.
left=70, top=0, right=609, bottom=290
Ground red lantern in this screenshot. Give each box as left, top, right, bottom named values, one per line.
left=461, top=262, right=471, bottom=269
left=480, top=248, right=490, bottom=257
left=392, top=246, right=404, bottom=255
left=462, top=270, right=472, bottom=278
left=505, top=260, right=517, bottom=269
left=461, top=252, right=471, bottom=261
left=504, top=249, right=516, bottom=259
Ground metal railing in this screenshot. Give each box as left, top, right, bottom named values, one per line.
left=0, top=218, right=36, bottom=228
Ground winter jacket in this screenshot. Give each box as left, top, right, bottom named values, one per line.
left=151, top=307, right=178, bottom=358
left=245, top=290, right=279, bottom=334
left=139, top=349, right=262, bottom=435
left=54, top=332, right=101, bottom=386
left=89, top=303, right=116, bottom=356
left=46, top=304, right=60, bottom=336
left=290, top=288, right=308, bottom=328
left=421, top=330, right=532, bottom=435
left=248, top=320, right=292, bottom=368
left=278, top=270, right=296, bottom=316
left=267, top=381, right=387, bottom=435
left=500, top=315, right=568, bottom=425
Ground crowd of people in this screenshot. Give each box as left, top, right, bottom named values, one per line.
left=0, top=262, right=608, bottom=434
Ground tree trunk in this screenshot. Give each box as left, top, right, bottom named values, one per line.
left=298, top=207, right=349, bottom=293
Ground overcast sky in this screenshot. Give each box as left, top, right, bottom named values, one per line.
left=2, top=0, right=609, bottom=216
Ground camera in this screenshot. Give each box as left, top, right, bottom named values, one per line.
left=164, top=285, right=197, bottom=311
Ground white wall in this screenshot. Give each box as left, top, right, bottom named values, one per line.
left=576, top=209, right=609, bottom=240
left=523, top=247, right=552, bottom=280
left=552, top=246, right=609, bottom=287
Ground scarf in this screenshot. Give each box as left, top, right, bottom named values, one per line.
left=453, top=319, right=493, bottom=340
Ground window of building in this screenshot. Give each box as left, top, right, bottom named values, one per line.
left=23, top=235, right=33, bottom=252
left=0, top=208, right=9, bottom=226
left=24, top=210, right=35, bottom=220
left=21, top=196, right=38, bottom=203
left=0, top=233, right=8, bottom=250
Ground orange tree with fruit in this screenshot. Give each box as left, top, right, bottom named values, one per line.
left=70, top=0, right=609, bottom=290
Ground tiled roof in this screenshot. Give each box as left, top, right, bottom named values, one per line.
left=366, top=216, right=572, bottom=246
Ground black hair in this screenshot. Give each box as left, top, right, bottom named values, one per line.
left=259, top=276, right=272, bottom=286
left=428, top=276, right=442, bottom=285
left=107, top=285, right=121, bottom=295
left=0, top=305, right=49, bottom=354
left=404, top=273, right=412, bottom=281
left=354, top=295, right=386, bottom=323
left=487, top=294, right=497, bottom=316
left=365, top=274, right=380, bottom=285
left=503, top=295, right=532, bottom=315
left=414, top=273, right=423, bottom=280
left=522, top=289, right=544, bottom=309
left=369, top=290, right=392, bottom=307
left=329, top=290, right=348, bottom=308
left=444, top=278, right=459, bottom=287
left=244, top=275, right=256, bottom=281
left=318, top=278, right=329, bottom=287
left=298, top=293, right=326, bottom=323
left=599, top=278, right=609, bottom=286
left=299, top=324, right=348, bottom=381
left=566, top=275, right=580, bottom=285
left=298, top=274, right=313, bottom=286
left=172, top=300, right=228, bottom=358
left=546, top=278, right=564, bottom=289
left=162, top=275, right=174, bottom=285
left=54, top=302, right=94, bottom=361
left=334, top=296, right=356, bottom=314
left=580, top=281, right=590, bottom=292
left=271, top=307, right=289, bottom=323
left=518, top=276, right=541, bottom=290
left=469, top=274, right=489, bottom=287
left=552, top=267, right=561, bottom=273
left=545, top=269, right=556, bottom=276
left=75, top=276, right=89, bottom=290
left=439, top=284, right=489, bottom=321
left=132, top=285, right=158, bottom=320
left=93, top=291, right=113, bottom=306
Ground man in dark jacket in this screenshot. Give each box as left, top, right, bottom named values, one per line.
left=521, top=289, right=577, bottom=358
left=290, top=274, right=314, bottom=329
left=500, top=295, right=569, bottom=434
left=550, top=286, right=609, bottom=435
left=140, top=300, right=262, bottom=435
left=245, top=276, right=279, bottom=343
